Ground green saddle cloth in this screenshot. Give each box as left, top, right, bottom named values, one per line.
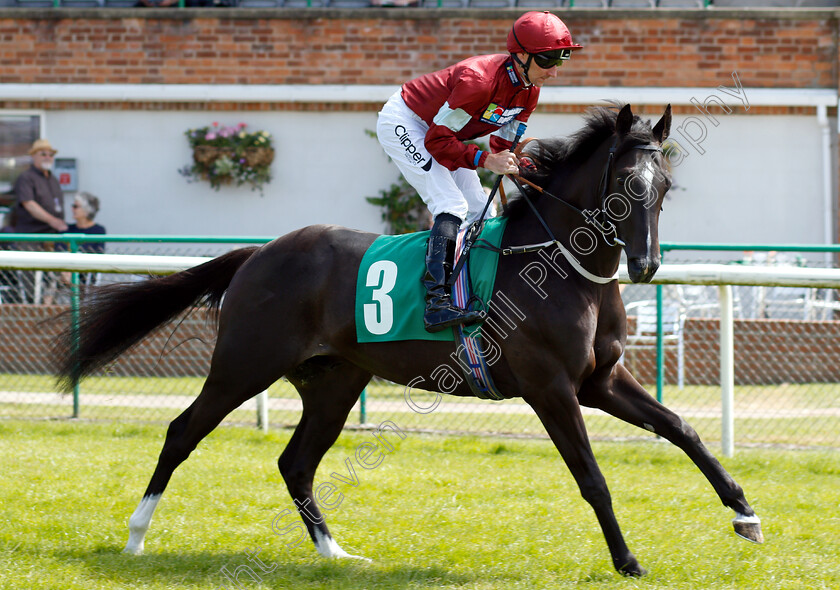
left=355, top=216, right=508, bottom=343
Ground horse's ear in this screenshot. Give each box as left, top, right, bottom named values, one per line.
left=616, top=104, right=633, bottom=137
left=652, top=104, right=672, bottom=143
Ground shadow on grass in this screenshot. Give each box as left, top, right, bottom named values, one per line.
left=53, top=546, right=475, bottom=589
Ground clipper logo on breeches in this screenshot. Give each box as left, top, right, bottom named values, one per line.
left=395, top=125, right=433, bottom=171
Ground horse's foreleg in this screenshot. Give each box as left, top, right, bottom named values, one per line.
left=527, top=386, right=647, bottom=577
left=279, top=360, right=372, bottom=561
left=579, top=363, right=763, bottom=544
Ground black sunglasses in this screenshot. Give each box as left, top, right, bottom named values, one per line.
left=532, top=48, right=572, bottom=69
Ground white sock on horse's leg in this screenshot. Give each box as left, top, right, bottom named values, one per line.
left=124, top=494, right=162, bottom=554
left=313, top=528, right=371, bottom=561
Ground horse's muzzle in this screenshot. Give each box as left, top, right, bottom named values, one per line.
left=627, top=256, right=660, bottom=283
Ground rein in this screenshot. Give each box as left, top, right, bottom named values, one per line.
left=477, top=139, right=663, bottom=285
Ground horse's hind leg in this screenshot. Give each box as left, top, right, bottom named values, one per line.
left=124, top=354, right=287, bottom=554
left=579, top=363, right=763, bottom=544
left=278, top=358, right=372, bottom=560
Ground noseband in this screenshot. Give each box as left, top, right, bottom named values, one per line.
left=593, top=141, right=664, bottom=246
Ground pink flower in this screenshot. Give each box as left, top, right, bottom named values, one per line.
left=212, top=122, right=219, bottom=127
left=205, top=132, right=217, bottom=140
left=238, top=122, right=246, bottom=129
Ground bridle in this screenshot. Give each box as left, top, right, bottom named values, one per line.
left=477, top=136, right=664, bottom=284
left=510, top=137, right=663, bottom=248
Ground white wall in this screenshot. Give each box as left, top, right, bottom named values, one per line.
left=46, top=110, right=395, bottom=238
left=42, top=108, right=831, bottom=250
left=523, top=110, right=831, bottom=248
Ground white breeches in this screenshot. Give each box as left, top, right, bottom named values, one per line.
left=377, top=90, right=493, bottom=226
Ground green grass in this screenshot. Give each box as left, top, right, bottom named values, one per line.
left=1, top=420, right=838, bottom=589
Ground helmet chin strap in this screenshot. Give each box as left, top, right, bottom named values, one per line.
left=511, top=53, right=535, bottom=87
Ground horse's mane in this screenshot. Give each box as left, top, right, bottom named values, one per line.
left=503, top=103, right=655, bottom=218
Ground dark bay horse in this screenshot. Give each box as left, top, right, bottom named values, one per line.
left=56, top=104, right=762, bottom=577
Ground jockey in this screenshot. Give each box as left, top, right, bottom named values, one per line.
left=376, top=11, right=582, bottom=333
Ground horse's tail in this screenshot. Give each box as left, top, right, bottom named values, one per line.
left=55, top=246, right=260, bottom=392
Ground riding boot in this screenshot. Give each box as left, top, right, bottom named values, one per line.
left=422, top=214, right=482, bottom=333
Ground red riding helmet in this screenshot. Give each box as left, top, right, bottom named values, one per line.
left=506, top=11, right=583, bottom=55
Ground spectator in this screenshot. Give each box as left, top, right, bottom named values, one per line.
left=135, top=0, right=217, bottom=5
left=13, top=139, right=67, bottom=235
left=66, top=192, right=106, bottom=254
left=59, top=192, right=106, bottom=297
left=370, top=0, right=419, bottom=5
left=11, top=139, right=67, bottom=302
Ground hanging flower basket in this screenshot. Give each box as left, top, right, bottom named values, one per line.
left=179, top=123, right=274, bottom=194
left=193, top=145, right=232, bottom=166
left=243, top=146, right=275, bottom=168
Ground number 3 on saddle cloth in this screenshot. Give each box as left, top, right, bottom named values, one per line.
left=355, top=217, right=509, bottom=400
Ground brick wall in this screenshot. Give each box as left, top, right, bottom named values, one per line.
left=0, top=304, right=214, bottom=380
left=623, top=317, right=840, bottom=386
left=0, top=10, right=835, bottom=90
left=3, top=304, right=840, bottom=386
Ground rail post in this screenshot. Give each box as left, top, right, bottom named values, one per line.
left=256, top=391, right=269, bottom=433
left=69, top=237, right=80, bottom=419
left=655, top=283, right=664, bottom=404
left=719, top=284, right=735, bottom=457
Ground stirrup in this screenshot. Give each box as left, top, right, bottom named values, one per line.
left=423, top=306, right=482, bottom=333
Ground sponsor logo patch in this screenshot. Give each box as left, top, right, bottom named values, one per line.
left=394, top=125, right=430, bottom=170
left=505, top=63, right=520, bottom=85
left=480, top=104, right=525, bottom=127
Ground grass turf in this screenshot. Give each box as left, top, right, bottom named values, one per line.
left=1, top=420, right=838, bottom=589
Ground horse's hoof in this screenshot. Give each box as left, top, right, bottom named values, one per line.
left=732, top=513, right=764, bottom=544
left=123, top=532, right=146, bottom=555
left=617, top=558, right=647, bottom=577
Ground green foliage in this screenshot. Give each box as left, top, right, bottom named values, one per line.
left=365, top=176, right=430, bottom=235
left=367, top=130, right=495, bottom=234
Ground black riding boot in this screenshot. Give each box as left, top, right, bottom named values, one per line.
left=422, top=214, right=482, bottom=333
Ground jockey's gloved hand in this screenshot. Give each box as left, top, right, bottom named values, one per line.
left=519, top=156, right=537, bottom=173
